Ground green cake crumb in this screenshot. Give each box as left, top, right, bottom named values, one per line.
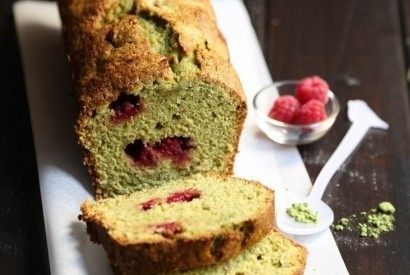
left=332, top=201, right=396, bottom=239
left=286, top=202, right=319, bottom=224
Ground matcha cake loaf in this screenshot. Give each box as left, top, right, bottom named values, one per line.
left=58, top=0, right=247, bottom=198
left=169, top=229, right=307, bottom=275
left=79, top=174, right=274, bottom=274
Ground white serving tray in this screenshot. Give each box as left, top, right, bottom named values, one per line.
left=13, top=1, right=348, bottom=274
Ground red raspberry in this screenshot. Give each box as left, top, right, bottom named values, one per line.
left=296, top=76, right=329, bottom=104
left=293, top=100, right=327, bottom=124
left=110, top=93, right=142, bottom=123
left=139, top=198, right=162, bottom=211
left=268, top=95, right=300, bottom=123
left=166, top=188, right=201, bottom=204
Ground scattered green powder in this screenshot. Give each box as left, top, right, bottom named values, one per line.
left=333, top=217, right=349, bottom=230
left=332, top=201, right=395, bottom=239
left=378, top=201, right=395, bottom=214
left=286, top=202, right=319, bottom=224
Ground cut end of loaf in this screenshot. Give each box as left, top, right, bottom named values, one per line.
left=78, top=80, right=245, bottom=198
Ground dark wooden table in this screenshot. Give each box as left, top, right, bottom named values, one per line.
left=1, top=0, right=410, bottom=274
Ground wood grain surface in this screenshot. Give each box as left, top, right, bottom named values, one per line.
left=243, top=0, right=410, bottom=274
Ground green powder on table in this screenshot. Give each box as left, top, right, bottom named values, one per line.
left=333, top=201, right=395, bottom=239
left=286, top=202, right=319, bottom=224
left=378, top=201, right=395, bottom=214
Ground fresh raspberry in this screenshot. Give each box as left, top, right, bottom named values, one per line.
left=268, top=95, right=300, bottom=123
left=296, top=76, right=329, bottom=104
left=293, top=100, right=327, bottom=124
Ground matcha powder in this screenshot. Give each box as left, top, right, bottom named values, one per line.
left=286, top=202, right=319, bottom=224
left=333, top=201, right=396, bottom=238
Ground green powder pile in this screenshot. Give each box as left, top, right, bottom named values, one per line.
left=286, top=202, right=319, bottom=224
left=332, top=202, right=395, bottom=238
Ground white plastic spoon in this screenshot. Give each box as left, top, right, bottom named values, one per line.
left=276, top=100, right=389, bottom=235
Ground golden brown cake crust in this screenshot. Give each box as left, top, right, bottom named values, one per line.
left=58, top=0, right=245, bottom=114
left=80, top=177, right=274, bottom=274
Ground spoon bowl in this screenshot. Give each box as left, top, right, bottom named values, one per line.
left=276, top=100, right=389, bottom=235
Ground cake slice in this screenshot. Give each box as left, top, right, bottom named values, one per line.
left=80, top=174, right=274, bottom=274
left=58, top=0, right=247, bottom=199
left=170, top=229, right=308, bottom=275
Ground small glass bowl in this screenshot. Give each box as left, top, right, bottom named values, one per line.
left=253, top=80, right=340, bottom=145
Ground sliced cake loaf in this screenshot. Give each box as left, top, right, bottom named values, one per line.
left=169, top=229, right=308, bottom=275
left=80, top=174, right=274, bottom=274
left=58, top=0, right=247, bottom=198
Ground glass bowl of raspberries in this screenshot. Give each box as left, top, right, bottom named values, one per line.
left=253, top=76, right=340, bottom=145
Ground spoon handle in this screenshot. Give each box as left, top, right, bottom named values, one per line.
left=309, top=122, right=370, bottom=200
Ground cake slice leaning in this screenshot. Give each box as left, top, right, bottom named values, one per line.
left=79, top=174, right=274, bottom=274
left=170, top=229, right=308, bottom=275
